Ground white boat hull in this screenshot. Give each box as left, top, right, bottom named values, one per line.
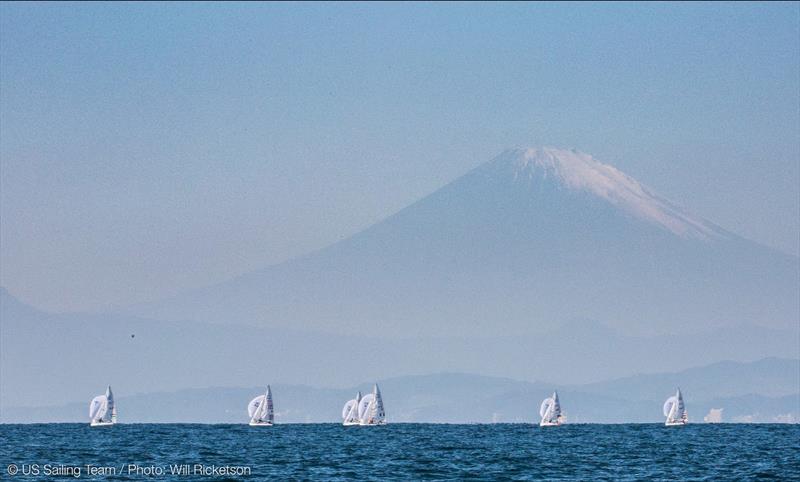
left=358, top=421, right=387, bottom=426
left=90, top=421, right=114, bottom=427
left=539, top=421, right=561, bottom=427
left=343, top=421, right=361, bottom=426
left=665, top=420, right=687, bottom=427
left=249, top=421, right=273, bottom=427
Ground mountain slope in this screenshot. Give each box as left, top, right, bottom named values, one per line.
left=128, top=148, right=799, bottom=337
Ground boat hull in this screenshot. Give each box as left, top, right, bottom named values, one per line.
left=248, top=421, right=273, bottom=427
left=90, top=421, right=115, bottom=427
left=539, top=421, right=561, bottom=427
left=665, top=421, right=687, bottom=427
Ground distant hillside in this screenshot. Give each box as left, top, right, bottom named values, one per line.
left=3, top=359, right=797, bottom=424
left=578, top=357, right=800, bottom=400
left=3, top=288, right=797, bottom=409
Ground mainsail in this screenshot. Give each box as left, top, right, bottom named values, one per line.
left=106, top=386, right=117, bottom=423
left=265, top=385, right=274, bottom=424
left=373, top=384, right=386, bottom=423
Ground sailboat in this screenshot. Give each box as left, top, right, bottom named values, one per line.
left=89, top=386, right=117, bottom=427
left=539, top=391, right=563, bottom=427
left=342, top=391, right=362, bottom=426
left=663, top=388, right=688, bottom=426
left=248, top=385, right=274, bottom=426
left=358, top=384, right=386, bottom=426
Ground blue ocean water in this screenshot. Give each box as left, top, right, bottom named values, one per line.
left=2, top=423, right=798, bottom=480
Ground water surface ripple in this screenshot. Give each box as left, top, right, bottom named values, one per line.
left=2, top=424, right=798, bottom=480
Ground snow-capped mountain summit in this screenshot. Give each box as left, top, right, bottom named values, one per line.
left=492, top=147, right=723, bottom=240
left=128, top=148, right=798, bottom=338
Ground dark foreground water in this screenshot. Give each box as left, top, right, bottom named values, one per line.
left=2, top=424, right=799, bottom=480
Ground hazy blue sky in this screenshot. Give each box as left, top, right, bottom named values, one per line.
left=1, top=2, right=798, bottom=312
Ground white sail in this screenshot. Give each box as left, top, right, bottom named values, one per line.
left=89, top=395, right=107, bottom=422
left=248, top=387, right=274, bottom=425
left=372, top=384, right=386, bottom=423
left=360, top=384, right=386, bottom=425
left=539, top=391, right=562, bottom=426
left=248, top=395, right=266, bottom=420
left=540, top=398, right=553, bottom=418
left=676, top=389, right=686, bottom=417
left=664, top=388, right=688, bottom=425
left=357, top=393, right=374, bottom=421
left=342, top=391, right=362, bottom=425
left=106, top=386, right=116, bottom=423
left=265, top=385, right=274, bottom=424
left=663, top=396, right=678, bottom=418
left=552, top=391, right=561, bottom=419
left=89, top=385, right=115, bottom=426
left=342, top=399, right=357, bottom=420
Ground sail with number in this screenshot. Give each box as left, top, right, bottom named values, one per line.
left=106, top=386, right=117, bottom=423
left=539, top=391, right=562, bottom=427
left=373, top=384, right=386, bottom=422
left=663, top=388, right=688, bottom=426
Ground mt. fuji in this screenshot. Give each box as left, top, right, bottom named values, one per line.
left=129, top=148, right=798, bottom=338
left=498, top=148, right=724, bottom=240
